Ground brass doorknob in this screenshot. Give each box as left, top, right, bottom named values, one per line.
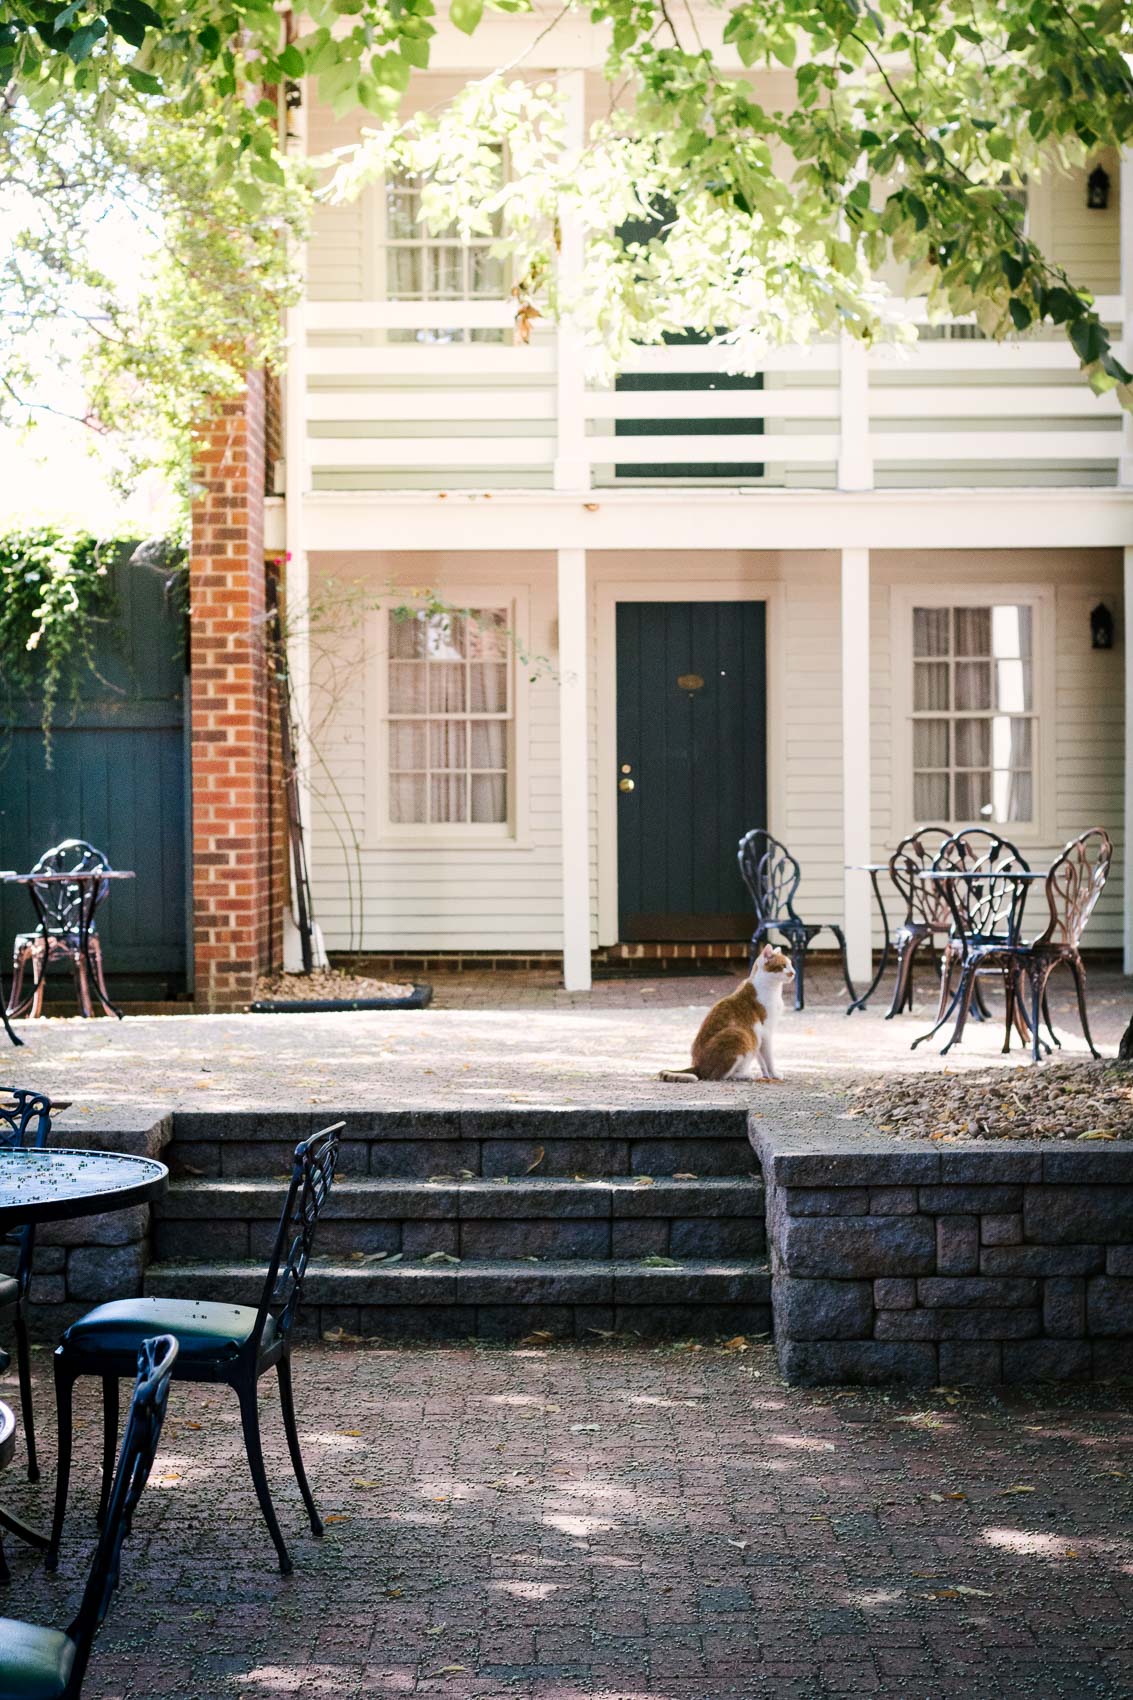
left=619, top=777, right=635, bottom=792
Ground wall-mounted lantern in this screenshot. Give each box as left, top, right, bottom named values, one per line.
left=1091, top=602, right=1115, bottom=650
left=1087, top=164, right=1110, bottom=210
left=285, top=79, right=303, bottom=111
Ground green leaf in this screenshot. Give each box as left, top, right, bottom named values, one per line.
left=450, top=0, right=483, bottom=34
left=232, top=179, right=264, bottom=213
left=106, top=9, right=146, bottom=46
left=1008, top=298, right=1031, bottom=331
left=277, top=42, right=304, bottom=75
left=52, top=3, right=85, bottom=33
left=1069, top=317, right=1104, bottom=364
left=66, top=19, right=107, bottom=60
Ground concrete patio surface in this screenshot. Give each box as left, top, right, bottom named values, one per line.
left=7, top=963, right=1132, bottom=1123
left=0, top=1339, right=1129, bottom=1699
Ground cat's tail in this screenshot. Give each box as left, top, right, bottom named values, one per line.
left=658, top=1067, right=699, bottom=1083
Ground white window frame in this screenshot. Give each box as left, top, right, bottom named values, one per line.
left=365, top=588, right=530, bottom=849
left=890, top=583, right=1055, bottom=846
left=374, top=158, right=510, bottom=344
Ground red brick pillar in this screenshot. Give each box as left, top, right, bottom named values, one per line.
left=189, top=374, right=278, bottom=1010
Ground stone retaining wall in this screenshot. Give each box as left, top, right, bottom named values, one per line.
left=751, top=1116, right=1133, bottom=1385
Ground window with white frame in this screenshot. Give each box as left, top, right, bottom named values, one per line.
left=386, top=608, right=511, bottom=827
left=382, top=164, right=506, bottom=345
left=911, top=603, right=1036, bottom=825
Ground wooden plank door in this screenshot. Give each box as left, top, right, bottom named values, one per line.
left=615, top=600, right=766, bottom=941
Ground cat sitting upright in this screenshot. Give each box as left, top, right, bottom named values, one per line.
left=660, top=944, right=795, bottom=1082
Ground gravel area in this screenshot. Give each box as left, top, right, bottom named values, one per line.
left=848, top=1057, right=1133, bottom=1142
left=3, top=1339, right=1131, bottom=1699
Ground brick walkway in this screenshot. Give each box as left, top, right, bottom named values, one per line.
left=1, top=1340, right=1129, bottom=1699
left=11, top=963, right=1132, bottom=1126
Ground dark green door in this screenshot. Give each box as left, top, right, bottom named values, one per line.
left=616, top=601, right=766, bottom=941
left=0, top=545, right=189, bottom=997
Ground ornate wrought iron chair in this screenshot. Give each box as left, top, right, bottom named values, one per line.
left=6, top=841, right=118, bottom=1020
left=1004, top=828, right=1112, bottom=1064
left=48, top=1122, right=343, bottom=1576
left=884, top=827, right=953, bottom=1018
left=912, top=828, right=1031, bottom=1055
left=0, top=1087, right=55, bottom=1482
left=0, top=1334, right=177, bottom=1697
left=737, top=829, right=855, bottom=1011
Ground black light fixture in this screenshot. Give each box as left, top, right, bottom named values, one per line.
left=1091, top=602, right=1115, bottom=650
left=284, top=79, right=303, bottom=111
left=1087, top=164, right=1110, bottom=210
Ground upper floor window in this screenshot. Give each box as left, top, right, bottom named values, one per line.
left=382, top=163, right=506, bottom=344
left=386, top=608, right=511, bottom=828
left=912, top=603, right=1036, bottom=825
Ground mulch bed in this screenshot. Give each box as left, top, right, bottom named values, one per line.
left=253, top=968, right=415, bottom=1004
left=847, top=1057, right=1133, bottom=1141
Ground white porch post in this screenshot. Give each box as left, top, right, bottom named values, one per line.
left=553, top=70, right=588, bottom=491
left=841, top=547, right=872, bottom=983
left=1124, top=546, right=1133, bottom=974
left=1121, top=151, right=1133, bottom=486
left=557, top=547, right=592, bottom=989
left=838, top=334, right=873, bottom=491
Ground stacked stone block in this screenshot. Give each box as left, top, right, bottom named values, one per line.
left=754, top=1119, right=1133, bottom=1385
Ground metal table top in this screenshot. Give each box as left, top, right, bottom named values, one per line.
left=0, top=1148, right=167, bottom=1228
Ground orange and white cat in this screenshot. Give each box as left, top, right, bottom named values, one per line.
left=660, top=945, right=795, bottom=1082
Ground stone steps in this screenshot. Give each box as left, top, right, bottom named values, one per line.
left=143, top=1256, right=772, bottom=1342
left=146, top=1109, right=768, bottom=1342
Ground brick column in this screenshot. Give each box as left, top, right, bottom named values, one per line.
left=189, top=373, right=278, bottom=1009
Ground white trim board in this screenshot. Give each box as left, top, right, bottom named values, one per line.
left=593, top=578, right=786, bottom=948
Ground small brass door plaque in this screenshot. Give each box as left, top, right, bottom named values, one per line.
left=677, top=673, right=704, bottom=692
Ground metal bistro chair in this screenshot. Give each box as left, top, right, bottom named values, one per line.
left=1004, top=828, right=1112, bottom=1064
left=0, top=1088, right=55, bottom=1483
left=48, top=1122, right=343, bottom=1577
left=738, top=830, right=855, bottom=1011
left=912, top=828, right=1031, bottom=1055
left=0, top=1335, right=176, bottom=1699
left=6, top=841, right=119, bottom=1021
left=884, top=827, right=954, bottom=1019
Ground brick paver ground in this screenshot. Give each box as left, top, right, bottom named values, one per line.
left=1, top=1340, right=1129, bottom=1699
left=11, top=963, right=1133, bottom=1124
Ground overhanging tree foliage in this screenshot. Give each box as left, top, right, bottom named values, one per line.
left=2, top=0, right=1133, bottom=507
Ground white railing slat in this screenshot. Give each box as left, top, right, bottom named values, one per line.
left=306, top=300, right=517, bottom=331
left=308, top=389, right=557, bottom=422
left=585, top=389, right=840, bottom=421
left=870, top=429, right=1121, bottom=462
left=584, top=432, right=838, bottom=465
left=870, top=386, right=1121, bottom=420
left=307, top=345, right=555, bottom=378
left=307, top=436, right=555, bottom=469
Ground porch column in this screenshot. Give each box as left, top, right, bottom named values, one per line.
left=1124, top=547, right=1133, bottom=973
left=553, top=70, right=588, bottom=491
left=840, top=547, right=873, bottom=984
left=557, top=547, right=592, bottom=989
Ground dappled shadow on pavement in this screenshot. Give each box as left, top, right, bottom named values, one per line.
left=0, top=1342, right=1129, bottom=1698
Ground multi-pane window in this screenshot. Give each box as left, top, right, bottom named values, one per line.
left=387, top=610, right=510, bottom=827
left=912, top=604, right=1035, bottom=825
left=383, top=168, right=506, bottom=344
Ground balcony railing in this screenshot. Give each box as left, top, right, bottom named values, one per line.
left=300, top=296, right=1124, bottom=493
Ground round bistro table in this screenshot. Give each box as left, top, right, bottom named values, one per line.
left=0, top=1148, right=167, bottom=1560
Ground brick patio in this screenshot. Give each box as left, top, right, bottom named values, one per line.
left=1, top=1340, right=1130, bottom=1699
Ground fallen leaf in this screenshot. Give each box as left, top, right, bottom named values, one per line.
left=351, top=1478, right=380, bottom=1489
left=953, top=1585, right=993, bottom=1597
left=324, top=1514, right=351, bottom=1524
left=524, top=1146, right=546, bottom=1173
left=422, top=1251, right=461, bottom=1265
left=570, top=1423, right=600, bottom=1433
left=634, top=1175, right=654, bottom=1186
left=338, top=1430, right=362, bottom=1438
left=383, top=1586, right=402, bottom=1597
left=1077, top=1130, right=1117, bottom=1141
left=721, top=1336, right=749, bottom=1352
left=673, top=1172, right=698, bottom=1180
left=639, top=1255, right=682, bottom=1268
left=520, top=1330, right=554, bottom=1345
left=427, top=1175, right=457, bottom=1184
left=998, top=1485, right=1035, bottom=1496
left=726, top=1538, right=749, bottom=1551
left=425, top=1625, right=447, bottom=1637
left=435, top=1667, right=467, bottom=1677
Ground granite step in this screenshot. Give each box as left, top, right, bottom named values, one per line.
left=152, top=1175, right=767, bottom=1263
left=142, top=1256, right=773, bottom=1342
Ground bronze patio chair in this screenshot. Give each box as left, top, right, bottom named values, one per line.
left=884, top=826, right=953, bottom=1018
left=1004, top=828, right=1112, bottom=1064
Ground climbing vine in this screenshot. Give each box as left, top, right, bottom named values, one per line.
left=0, top=527, right=119, bottom=757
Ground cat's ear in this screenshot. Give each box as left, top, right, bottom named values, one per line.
left=761, top=943, right=775, bottom=962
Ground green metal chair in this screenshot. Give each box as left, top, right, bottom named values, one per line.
left=47, top=1122, right=342, bottom=1577
left=0, top=1333, right=176, bottom=1699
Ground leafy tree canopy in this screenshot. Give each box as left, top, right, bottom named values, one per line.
left=2, top=0, right=1133, bottom=514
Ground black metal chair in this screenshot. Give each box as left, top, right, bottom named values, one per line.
left=0, top=1334, right=177, bottom=1698
left=1003, top=828, right=1112, bottom=1064
left=6, top=841, right=118, bottom=1021
left=48, top=1122, right=343, bottom=1577
left=884, top=827, right=953, bottom=1018
left=0, top=1087, right=55, bottom=1482
left=737, top=829, right=855, bottom=1011
left=912, top=828, right=1031, bottom=1055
